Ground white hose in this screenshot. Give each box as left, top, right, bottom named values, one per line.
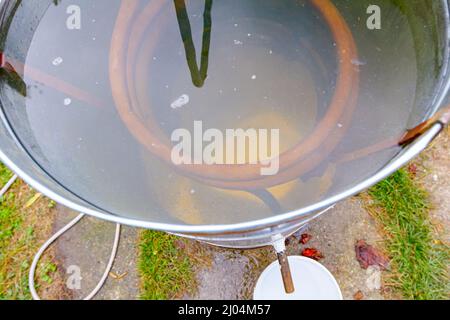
left=28, top=214, right=121, bottom=300
left=1, top=173, right=122, bottom=300
left=0, top=174, right=18, bottom=198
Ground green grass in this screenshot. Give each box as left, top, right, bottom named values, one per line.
left=0, top=162, right=58, bottom=300
left=0, top=163, right=28, bottom=299
left=0, top=163, right=13, bottom=187
left=0, top=163, right=20, bottom=254
left=368, top=168, right=449, bottom=300
left=138, top=231, right=195, bottom=300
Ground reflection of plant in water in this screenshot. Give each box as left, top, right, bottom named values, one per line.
left=174, top=0, right=213, bottom=88
left=0, top=67, right=26, bottom=96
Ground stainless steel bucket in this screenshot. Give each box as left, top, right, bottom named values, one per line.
left=0, top=0, right=449, bottom=249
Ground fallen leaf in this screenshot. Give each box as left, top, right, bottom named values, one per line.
left=355, top=240, right=389, bottom=270
left=300, top=233, right=312, bottom=245
left=24, top=193, right=42, bottom=208
left=109, top=272, right=118, bottom=279
left=353, top=290, right=364, bottom=300
left=301, top=248, right=324, bottom=261
left=109, top=271, right=128, bottom=280
left=408, top=163, right=417, bottom=176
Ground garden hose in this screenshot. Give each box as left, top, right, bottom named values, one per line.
left=28, top=214, right=121, bottom=300
left=1, top=171, right=120, bottom=300
left=0, top=173, right=17, bottom=198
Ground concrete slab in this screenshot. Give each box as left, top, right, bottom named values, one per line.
left=53, top=207, right=139, bottom=300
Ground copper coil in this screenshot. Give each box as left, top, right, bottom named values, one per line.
left=109, top=0, right=360, bottom=191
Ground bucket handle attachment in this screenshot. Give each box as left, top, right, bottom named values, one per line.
left=400, top=104, right=450, bottom=146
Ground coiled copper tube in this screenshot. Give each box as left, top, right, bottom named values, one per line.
left=109, top=0, right=360, bottom=190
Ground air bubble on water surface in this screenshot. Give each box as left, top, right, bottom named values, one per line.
left=351, top=59, right=367, bottom=66
left=170, top=94, right=190, bottom=109
left=52, top=57, right=63, bottom=66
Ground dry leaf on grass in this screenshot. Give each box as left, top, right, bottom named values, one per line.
left=355, top=240, right=389, bottom=270
left=353, top=290, right=364, bottom=300
left=301, top=248, right=324, bottom=261
left=300, top=233, right=312, bottom=245
left=24, top=192, right=42, bottom=208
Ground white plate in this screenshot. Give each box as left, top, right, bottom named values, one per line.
left=254, top=256, right=343, bottom=300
